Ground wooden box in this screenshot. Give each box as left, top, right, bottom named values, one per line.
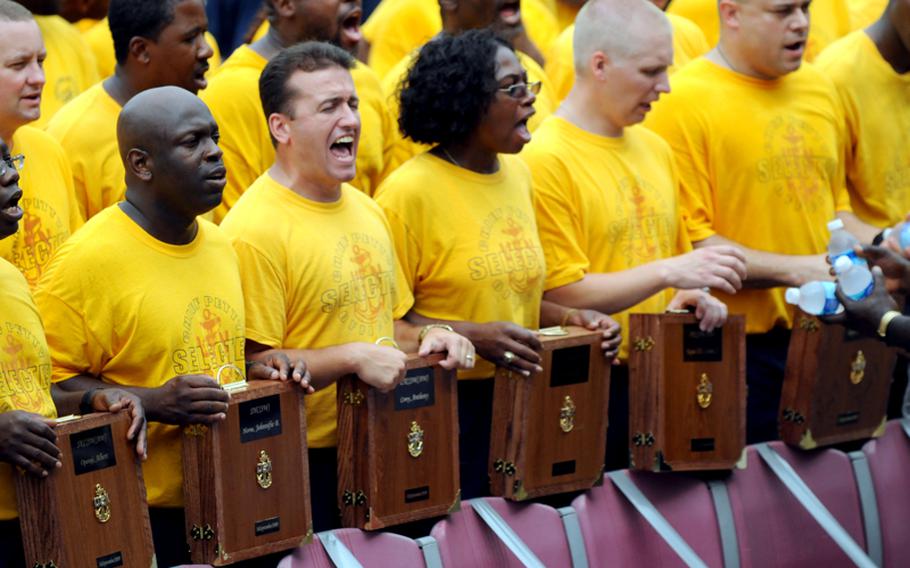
left=337, top=353, right=459, bottom=530
left=489, top=326, right=610, bottom=500
left=780, top=312, right=897, bottom=449
left=628, top=313, right=746, bottom=471
left=16, top=411, right=154, bottom=568
left=183, top=380, right=311, bottom=565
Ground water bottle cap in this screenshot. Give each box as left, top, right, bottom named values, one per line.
left=827, top=219, right=844, bottom=231
left=785, top=288, right=800, bottom=304
left=833, top=255, right=853, bottom=273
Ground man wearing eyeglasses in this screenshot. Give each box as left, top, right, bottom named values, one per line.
left=0, top=1, right=82, bottom=289
left=522, top=0, right=746, bottom=469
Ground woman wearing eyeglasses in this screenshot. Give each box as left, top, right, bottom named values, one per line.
left=375, top=29, right=620, bottom=499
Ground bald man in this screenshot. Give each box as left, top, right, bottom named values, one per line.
left=522, top=0, right=745, bottom=468
left=646, top=0, right=879, bottom=443
left=35, top=87, right=303, bottom=566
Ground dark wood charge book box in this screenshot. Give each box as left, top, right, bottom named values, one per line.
left=490, top=326, right=611, bottom=500
left=628, top=313, right=746, bottom=471
left=182, top=379, right=311, bottom=565
left=16, top=411, right=154, bottom=568
left=337, top=353, right=459, bottom=530
left=780, top=311, right=896, bottom=449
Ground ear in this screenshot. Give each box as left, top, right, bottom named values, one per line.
left=268, top=113, right=292, bottom=146
left=718, top=0, right=741, bottom=31
left=128, top=36, right=153, bottom=65
left=589, top=51, right=609, bottom=81
left=271, top=0, right=297, bottom=18
left=127, top=148, right=153, bottom=182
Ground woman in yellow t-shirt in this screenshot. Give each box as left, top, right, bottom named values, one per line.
left=376, top=30, right=619, bottom=499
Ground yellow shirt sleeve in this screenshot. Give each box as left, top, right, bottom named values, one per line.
left=33, top=16, right=100, bottom=129
left=545, top=24, right=575, bottom=102
left=522, top=0, right=560, bottom=56
left=84, top=16, right=116, bottom=78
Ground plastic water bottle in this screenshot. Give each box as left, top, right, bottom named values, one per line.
left=833, top=256, right=874, bottom=300
left=785, top=281, right=843, bottom=316
left=827, top=219, right=867, bottom=267
left=883, top=221, right=910, bottom=251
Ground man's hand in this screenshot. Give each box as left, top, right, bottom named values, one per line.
left=418, top=328, right=476, bottom=370
left=661, top=246, right=747, bottom=294
left=823, top=266, right=899, bottom=337
left=351, top=343, right=408, bottom=393
left=91, top=389, right=147, bottom=459
left=566, top=309, right=622, bottom=362
left=0, top=410, right=60, bottom=477
left=248, top=351, right=314, bottom=393
left=856, top=245, right=910, bottom=295
left=462, top=321, right=543, bottom=377
left=667, top=289, right=728, bottom=331
left=148, top=375, right=230, bottom=425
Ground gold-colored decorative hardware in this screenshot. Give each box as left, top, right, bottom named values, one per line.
left=354, top=490, right=367, bottom=506
left=633, top=336, right=655, bottom=352
left=256, top=450, right=273, bottom=489
left=191, top=523, right=215, bottom=541
left=559, top=396, right=576, bottom=433
left=93, top=483, right=111, bottom=523
left=184, top=424, right=208, bottom=437
left=32, top=563, right=58, bottom=568
left=782, top=408, right=806, bottom=424
left=493, top=459, right=505, bottom=473
left=512, top=480, right=528, bottom=500
left=799, top=317, right=820, bottom=332
left=849, top=350, right=866, bottom=385
left=504, top=462, right=516, bottom=476
left=407, top=421, right=425, bottom=458
left=343, top=390, right=365, bottom=406
left=632, top=432, right=655, bottom=447
left=539, top=326, right=569, bottom=336
left=216, top=543, right=230, bottom=562
left=696, top=373, right=713, bottom=409
left=342, top=490, right=354, bottom=506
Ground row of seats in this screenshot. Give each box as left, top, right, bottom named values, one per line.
left=184, top=419, right=910, bottom=567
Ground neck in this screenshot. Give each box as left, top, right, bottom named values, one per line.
left=104, top=69, right=144, bottom=107
left=0, top=124, right=17, bottom=148
left=119, top=196, right=198, bottom=245
left=250, top=26, right=289, bottom=60
left=710, top=37, right=777, bottom=81
left=435, top=141, right=499, bottom=174
left=559, top=84, right=624, bottom=138
left=270, top=154, right=343, bottom=202
left=867, top=15, right=910, bottom=73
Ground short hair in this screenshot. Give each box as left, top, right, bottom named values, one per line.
left=259, top=41, right=355, bottom=139
left=0, top=0, right=35, bottom=21
left=398, top=29, right=511, bottom=146
left=108, top=0, right=181, bottom=65
left=573, top=0, right=671, bottom=73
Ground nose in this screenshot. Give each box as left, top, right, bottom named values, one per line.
left=790, top=6, right=809, bottom=32
left=203, top=136, right=223, bottom=162
left=340, top=102, right=360, bottom=130
left=27, top=60, right=45, bottom=89
left=198, top=33, right=215, bottom=62
left=655, top=72, right=671, bottom=94
left=521, top=86, right=536, bottom=107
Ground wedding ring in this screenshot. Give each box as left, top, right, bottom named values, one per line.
left=503, top=351, right=516, bottom=364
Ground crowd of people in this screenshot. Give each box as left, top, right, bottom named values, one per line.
left=0, top=0, right=907, bottom=565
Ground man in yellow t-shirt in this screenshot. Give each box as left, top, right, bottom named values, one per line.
left=646, top=0, right=879, bottom=443
left=221, top=42, right=473, bottom=530
left=815, top=3, right=910, bottom=228
left=523, top=0, right=744, bottom=469
left=363, top=0, right=558, bottom=79
left=0, top=4, right=83, bottom=287
left=380, top=0, right=558, bottom=175
left=36, top=88, right=298, bottom=566
left=201, top=0, right=394, bottom=223
left=46, top=0, right=215, bottom=221
left=0, top=135, right=146, bottom=565
left=545, top=2, right=710, bottom=101
left=668, top=0, right=852, bottom=59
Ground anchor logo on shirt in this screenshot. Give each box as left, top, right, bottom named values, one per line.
left=350, top=244, right=385, bottom=322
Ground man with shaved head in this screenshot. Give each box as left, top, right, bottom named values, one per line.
left=522, top=0, right=745, bottom=468
left=646, top=0, right=879, bottom=443
left=36, top=87, right=305, bottom=565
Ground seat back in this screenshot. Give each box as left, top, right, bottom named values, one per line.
left=863, top=420, right=910, bottom=567
left=277, top=529, right=425, bottom=568
left=571, top=472, right=724, bottom=567
left=430, top=498, right=572, bottom=567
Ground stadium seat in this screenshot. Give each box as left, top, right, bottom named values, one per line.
left=277, top=528, right=426, bottom=567
left=862, top=420, right=910, bottom=567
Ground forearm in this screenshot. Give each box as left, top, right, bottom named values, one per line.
left=50, top=384, right=87, bottom=416
left=837, top=211, right=881, bottom=244
left=539, top=300, right=577, bottom=328
left=543, top=264, right=672, bottom=315
left=403, top=311, right=483, bottom=341
left=246, top=340, right=358, bottom=390
left=55, top=374, right=162, bottom=419
left=694, top=234, right=822, bottom=288
left=393, top=319, right=421, bottom=353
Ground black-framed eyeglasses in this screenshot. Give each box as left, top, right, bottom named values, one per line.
left=0, top=154, right=24, bottom=176
left=498, top=81, right=542, bottom=99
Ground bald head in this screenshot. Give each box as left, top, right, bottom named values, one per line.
left=117, top=86, right=212, bottom=163
left=0, top=0, right=35, bottom=21
left=573, top=0, right=671, bottom=74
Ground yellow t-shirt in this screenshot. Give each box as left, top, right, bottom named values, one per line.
left=546, top=14, right=710, bottom=102
left=375, top=153, right=545, bottom=379
left=848, top=0, right=886, bottom=30
left=33, top=15, right=100, bottom=129
left=815, top=31, right=910, bottom=227
left=82, top=16, right=222, bottom=79
left=381, top=47, right=556, bottom=175
left=554, top=1, right=580, bottom=31
left=522, top=117, right=689, bottom=359
left=4, top=126, right=83, bottom=288
left=220, top=176, right=413, bottom=448
left=0, top=259, right=57, bottom=521
left=200, top=46, right=393, bottom=222
left=34, top=207, right=246, bottom=508
left=667, top=0, right=850, bottom=59
left=363, top=0, right=559, bottom=80
left=645, top=59, right=851, bottom=334
left=45, top=83, right=122, bottom=221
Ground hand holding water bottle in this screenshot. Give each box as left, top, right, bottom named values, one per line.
left=821, top=267, right=899, bottom=338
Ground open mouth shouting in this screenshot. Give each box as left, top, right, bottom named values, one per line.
left=193, top=63, right=210, bottom=90
left=783, top=38, right=806, bottom=59
left=338, top=8, right=363, bottom=52
left=330, top=133, right=357, bottom=163
left=0, top=184, right=23, bottom=228
left=515, top=107, right=535, bottom=144
left=497, top=0, right=522, bottom=27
